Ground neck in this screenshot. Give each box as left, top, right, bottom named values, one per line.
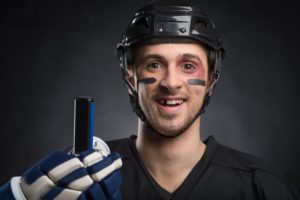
left=135, top=117, right=206, bottom=192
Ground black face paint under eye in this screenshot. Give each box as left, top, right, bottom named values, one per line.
left=138, top=77, right=157, bottom=84
left=187, top=79, right=206, bottom=86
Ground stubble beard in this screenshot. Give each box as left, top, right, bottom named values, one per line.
left=143, top=104, right=201, bottom=139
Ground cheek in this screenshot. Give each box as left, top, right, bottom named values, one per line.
left=185, top=67, right=208, bottom=87
left=138, top=81, right=157, bottom=99
left=138, top=85, right=148, bottom=108
left=194, top=88, right=203, bottom=96
left=138, top=83, right=158, bottom=112
left=190, top=87, right=206, bottom=108
left=192, top=67, right=206, bottom=80
left=187, top=82, right=207, bottom=99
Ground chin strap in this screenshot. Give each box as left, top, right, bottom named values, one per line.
left=119, top=48, right=147, bottom=122
left=198, top=71, right=220, bottom=116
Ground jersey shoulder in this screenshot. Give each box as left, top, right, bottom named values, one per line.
left=211, top=137, right=299, bottom=199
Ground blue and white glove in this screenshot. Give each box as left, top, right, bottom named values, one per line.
left=6, top=137, right=122, bottom=200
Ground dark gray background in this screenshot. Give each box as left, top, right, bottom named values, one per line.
left=0, top=0, right=299, bottom=190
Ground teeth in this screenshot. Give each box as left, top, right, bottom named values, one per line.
left=166, top=100, right=182, bottom=105
left=159, top=99, right=183, bottom=106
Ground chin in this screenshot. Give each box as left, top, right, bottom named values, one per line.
left=149, top=123, right=189, bottom=139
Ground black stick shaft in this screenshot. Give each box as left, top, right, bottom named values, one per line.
left=73, top=96, right=94, bottom=154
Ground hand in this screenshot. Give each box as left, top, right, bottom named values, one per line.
left=17, top=138, right=122, bottom=200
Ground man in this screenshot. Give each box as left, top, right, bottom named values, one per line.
left=0, top=0, right=299, bottom=199
left=109, top=0, right=300, bottom=199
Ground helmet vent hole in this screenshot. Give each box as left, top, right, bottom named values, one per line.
left=131, top=16, right=151, bottom=28
left=194, top=21, right=208, bottom=30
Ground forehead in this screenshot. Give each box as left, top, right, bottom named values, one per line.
left=134, top=43, right=208, bottom=63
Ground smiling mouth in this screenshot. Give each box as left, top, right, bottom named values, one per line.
left=157, top=99, right=185, bottom=107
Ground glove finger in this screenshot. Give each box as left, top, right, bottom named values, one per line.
left=100, top=170, right=122, bottom=197
left=88, top=152, right=122, bottom=182
left=41, top=186, right=83, bottom=200
left=57, top=167, right=93, bottom=190
left=85, top=183, right=107, bottom=200
left=21, top=151, right=73, bottom=183
left=79, top=149, right=104, bottom=167
left=20, top=167, right=54, bottom=199
left=39, top=151, right=77, bottom=172
left=39, top=151, right=83, bottom=182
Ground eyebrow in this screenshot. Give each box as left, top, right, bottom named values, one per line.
left=138, top=54, right=164, bottom=65
left=136, top=53, right=203, bottom=66
left=181, top=53, right=202, bottom=63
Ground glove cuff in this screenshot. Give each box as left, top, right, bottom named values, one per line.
left=10, top=177, right=26, bottom=200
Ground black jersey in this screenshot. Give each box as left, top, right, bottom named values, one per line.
left=107, top=135, right=299, bottom=200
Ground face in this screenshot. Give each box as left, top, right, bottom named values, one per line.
left=130, top=43, right=210, bottom=138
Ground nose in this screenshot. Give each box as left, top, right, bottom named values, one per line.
left=159, top=66, right=182, bottom=93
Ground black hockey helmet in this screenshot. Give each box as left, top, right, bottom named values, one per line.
left=116, top=0, right=225, bottom=120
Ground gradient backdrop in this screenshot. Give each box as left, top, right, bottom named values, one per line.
left=1, top=0, right=299, bottom=190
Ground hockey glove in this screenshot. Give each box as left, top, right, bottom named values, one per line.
left=9, top=137, right=122, bottom=200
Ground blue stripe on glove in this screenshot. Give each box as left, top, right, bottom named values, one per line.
left=58, top=167, right=89, bottom=187
left=41, top=186, right=64, bottom=200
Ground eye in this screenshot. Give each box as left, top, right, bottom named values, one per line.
left=182, top=63, right=196, bottom=71
left=146, top=63, right=163, bottom=71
